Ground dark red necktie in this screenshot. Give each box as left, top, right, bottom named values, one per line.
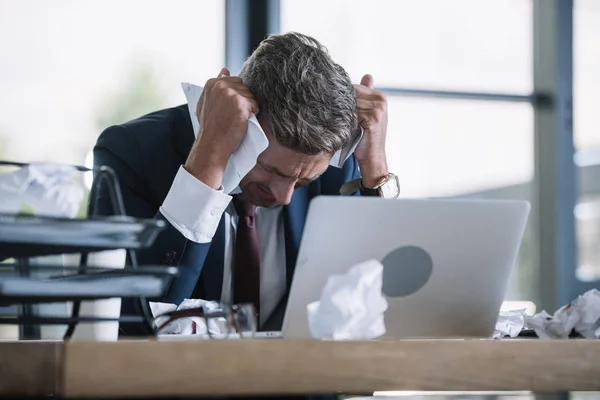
left=232, top=195, right=261, bottom=321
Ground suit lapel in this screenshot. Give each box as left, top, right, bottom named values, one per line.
left=282, top=185, right=310, bottom=290
left=199, top=215, right=226, bottom=301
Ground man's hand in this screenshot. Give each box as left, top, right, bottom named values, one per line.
left=353, top=74, right=389, bottom=188
left=184, top=68, right=259, bottom=189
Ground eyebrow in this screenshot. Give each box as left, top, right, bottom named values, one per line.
left=259, top=161, right=324, bottom=183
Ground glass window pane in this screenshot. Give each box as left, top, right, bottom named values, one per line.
left=575, top=0, right=600, bottom=286
left=574, top=0, right=600, bottom=150
left=387, top=97, right=533, bottom=197
left=575, top=194, right=600, bottom=282
left=386, top=97, right=535, bottom=300
left=281, top=0, right=532, bottom=93
left=0, top=0, right=225, bottom=166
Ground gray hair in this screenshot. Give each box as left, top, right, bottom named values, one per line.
left=239, top=32, right=357, bottom=155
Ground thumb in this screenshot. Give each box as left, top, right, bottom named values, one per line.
left=218, top=67, right=230, bottom=78
left=360, top=74, right=374, bottom=89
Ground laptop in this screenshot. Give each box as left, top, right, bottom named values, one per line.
left=279, top=196, right=530, bottom=339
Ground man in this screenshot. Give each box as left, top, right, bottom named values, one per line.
left=93, top=32, right=398, bottom=335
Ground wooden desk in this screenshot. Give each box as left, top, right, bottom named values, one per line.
left=2, top=339, right=600, bottom=398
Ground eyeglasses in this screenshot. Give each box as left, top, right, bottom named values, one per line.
left=153, top=302, right=257, bottom=339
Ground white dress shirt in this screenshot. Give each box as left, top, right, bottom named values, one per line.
left=160, top=166, right=287, bottom=326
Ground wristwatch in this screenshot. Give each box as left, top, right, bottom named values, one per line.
left=340, top=173, right=400, bottom=199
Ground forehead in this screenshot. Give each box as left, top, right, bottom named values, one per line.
left=257, top=119, right=331, bottom=178
left=259, top=137, right=329, bottom=171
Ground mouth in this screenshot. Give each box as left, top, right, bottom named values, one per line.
left=256, top=184, right=276, bottom=202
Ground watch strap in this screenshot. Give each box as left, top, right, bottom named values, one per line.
left=339, top=173, right=400, bottom=198
left=359, top=182, right=380, bottom=196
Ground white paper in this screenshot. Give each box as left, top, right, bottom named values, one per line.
left=525, top=289, right=600, bottom=339
left=181, top=82, right=204, bottom=136
left=0, top=163, right=84, bottom=218
left=493, top=309, right=526, bottom=339
left=307, top=259, right=388, bottom=340
left=329, top=126, right=364, bottom=168
left=181, top=82, right=269, bottom=194
left=225, top=115, right=269, bottom=194
left=150, top=298, right=228, bottom=336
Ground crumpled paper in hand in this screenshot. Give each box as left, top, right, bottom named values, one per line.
left=0, top=163, right=84, bottom=218
left=525, top=289, right=600, bottom=339
left=493, top=309, right=527, bottom=339
left=307, top=259, right=388, bottom=340
left=150, top=299, right=227, bottom=336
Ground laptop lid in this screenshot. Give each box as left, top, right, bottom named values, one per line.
left=282, top=196, right=530, bottom=339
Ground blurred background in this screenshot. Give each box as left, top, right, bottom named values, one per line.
left=0, top=0, right=598, bottom=315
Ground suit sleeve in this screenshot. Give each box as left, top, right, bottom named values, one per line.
left=319, top=155, right=363, bottom=196
left=92, top=125, right=214, bottom=304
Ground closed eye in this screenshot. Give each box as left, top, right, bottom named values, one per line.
left=259, top=162, right=289, bottom=179
left=260, top=163, right=278, bottom=176
left=258, top=161, right=322, bottom=184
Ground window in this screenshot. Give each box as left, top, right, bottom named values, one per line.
left=0, top=0, right=225, bottom=166
left=574, top=0, right=600, bottom=150
left=386, top=98, right=535, bottom=301
left=0, top=0, right=225, bottom=340
left=283, top=0, right=534, bottom=301
left=386, top=98, right=532, bottom=197
left=575, top=195, right=600, bottom=282
left=282, top=0, right=532, bottom=93
left=574, top=0, right=600, bottom=283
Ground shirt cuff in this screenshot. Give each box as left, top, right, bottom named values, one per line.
left=160, top=166, right=231, bottom=243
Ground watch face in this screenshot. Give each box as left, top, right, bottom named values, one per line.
left=380, top=175, right=400, bottom=199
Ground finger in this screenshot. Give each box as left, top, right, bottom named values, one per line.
left=247, top=98, right=259, bottom=115
left=357, top=109, right=385, bottom=128
left=212, top=79, right=246, bottom=93
left=218, top=67, right=230, bottom=78
left=358, top=109, right=375, bottom=121
left=217, top=76, right=243, bottom=83
left=213, top=82, right=253, bottom=98
left=234, top=89, right=255, bottom=99
left=360, top=74, right=374, bottom=89
left=356, top=98, right=382, bottom=111
left=353, top=84, right=384, bottom=98
left=206, top=75, right=242, bottom=90
left=222, top=81, right=251, bottom=91
left=204, top=77, right=218, bottom=90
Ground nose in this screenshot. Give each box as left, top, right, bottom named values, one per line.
left=271, top=179, right=296, bottom=205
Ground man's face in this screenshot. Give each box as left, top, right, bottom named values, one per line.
left=239, top=117, right=331, bottom=207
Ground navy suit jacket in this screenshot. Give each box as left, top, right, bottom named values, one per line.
left=93, top=104, right=362, bottom=332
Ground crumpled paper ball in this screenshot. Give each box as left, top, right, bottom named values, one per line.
left=0, top=163, right=84, bottom=218
left=493, top=309, right=527, bottom=339
left=307, top=259, right=388, bottom=340
left=525, top=289, right=600, bottom=339
left=150, top=299, right=221, bottom=335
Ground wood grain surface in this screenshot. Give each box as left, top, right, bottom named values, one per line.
left=0, top=341, right=62, bottom=397
left=61, top=339, right=600, bottom=397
